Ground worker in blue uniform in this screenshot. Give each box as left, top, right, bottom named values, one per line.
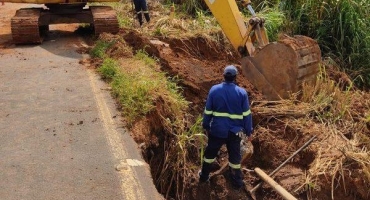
left=199, top=65, right=253, bottom=189
left=133, top=0, right=150, bottom=26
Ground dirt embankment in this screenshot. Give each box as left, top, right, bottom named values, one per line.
left=120, top=29, right=264, bottom=109
left=103, top=29, right=369, bottom=200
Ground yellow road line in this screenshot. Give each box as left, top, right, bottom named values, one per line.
left=87, top=69, right=146, bottom=200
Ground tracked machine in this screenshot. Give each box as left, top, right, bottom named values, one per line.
left=204, top=0, right=321, bottom=100
left=7, top=0, right=119, bottom=44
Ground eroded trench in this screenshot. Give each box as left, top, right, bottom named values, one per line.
left=94, top=29, right=365, bottom=200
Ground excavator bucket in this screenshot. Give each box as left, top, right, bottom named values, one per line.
left=203, top=0, right=321, bottom=100
left=241, top=35, right=321, bottom=100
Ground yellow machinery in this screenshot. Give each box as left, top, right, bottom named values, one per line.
left=6, top=0, right=119, bottom=44
left=204, top=0, right=321, bottom=100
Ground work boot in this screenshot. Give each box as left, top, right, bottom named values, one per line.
left=199, top=171, right=210, bottom=183
left=199, top=161, right=212, bottom=183
left=228, top=167, right=244, bottom=189
left=144, top=13, right=150, bottom=23
left=137, top=14, right=143, bottom=26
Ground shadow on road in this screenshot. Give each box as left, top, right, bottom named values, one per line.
left=0, top=27, right=94, bottom=59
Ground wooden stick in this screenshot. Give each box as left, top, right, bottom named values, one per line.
left=254, top=168, right=297, bottom=200
left=249, top=135, right=316, bottom=194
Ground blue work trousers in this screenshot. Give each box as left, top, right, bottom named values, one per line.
left=133, top=0, right=150, bottom=25
left=200, top=132, right=244, bottom=188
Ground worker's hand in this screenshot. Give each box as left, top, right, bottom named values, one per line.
left=247, top=135, right=252, bottom=142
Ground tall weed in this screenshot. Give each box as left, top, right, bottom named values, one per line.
left=280, top=0, right=370, bottom=87
left=301, top=64, right=354, bottom=123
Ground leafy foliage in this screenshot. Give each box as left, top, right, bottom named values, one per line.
left=280, top=0, right=370, bottom=88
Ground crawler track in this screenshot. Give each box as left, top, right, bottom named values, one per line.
left=11, top=8, right=43, bottom=44
left=11, top=5, right=119, bottom=45
left=91, top=6, right=119, bottom=35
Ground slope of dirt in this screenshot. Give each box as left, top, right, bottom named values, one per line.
left=120, top=29, right=264, bottom=113
left=119, top=29, right=258, bottom=200
left=108, top=28, right=369, bottom=200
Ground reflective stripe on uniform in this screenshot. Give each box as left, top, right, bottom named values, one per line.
left=204, top=157, right=215, bottom=164
left=142, top=11, right=149, bottom=13
left=243, top=110, right=251, bottom=116
left=204, top=109, right=213, bottom=115
left=229, top=162, right=241, bottom=169
left=204, top=109, right=251, bottom=119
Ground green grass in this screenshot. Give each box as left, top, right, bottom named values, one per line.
left=134, top=49, right=158, bottom=67
left=177, top=0, right=205, bottom=16
left=97, top=58, right=119, bottom=79
left=256, top=6, right=286, bottom=41
left=111, top=73, right=156, bottom=124
left=90, top=40, right=114, bottom=58
left=95, top=40, right=188, bottom=128
left=279, top=0, right=370, bottom=88
left=110, top=2, right=135, bottom=28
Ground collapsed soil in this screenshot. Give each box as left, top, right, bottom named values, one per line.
left=108, top=29, right=369, bottom=200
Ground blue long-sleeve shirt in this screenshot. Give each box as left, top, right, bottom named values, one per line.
left=202, top=82, right=253, bottom=138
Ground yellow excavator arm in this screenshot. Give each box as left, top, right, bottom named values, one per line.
left=204, top=0, right=321, bottom=100
left=203, top=0, right=268, bottom=56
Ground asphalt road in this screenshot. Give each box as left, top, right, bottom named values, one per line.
left=0, top=25, right=162, bottom=200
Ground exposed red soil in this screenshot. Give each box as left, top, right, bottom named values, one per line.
left=115, top=29, right=369, bottom=200
left=120, top=29, right=264, bottom=113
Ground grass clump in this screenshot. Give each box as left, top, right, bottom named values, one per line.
left=110, top=62, right=158, bottom=125
left=253, top=6, right=286, bottom=42
left=98, top=58, right=120, bottom=80
left=134, top=49, right=158, bottom=67
left=90, top=40, right=114, bottom=58
left=110, top=52, right=184, bottom=126
left=280, top=0, right=370, bottom=88
left=91, top=36, right=171, bottom=125
left=300, top=60, right=359, bottom=123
